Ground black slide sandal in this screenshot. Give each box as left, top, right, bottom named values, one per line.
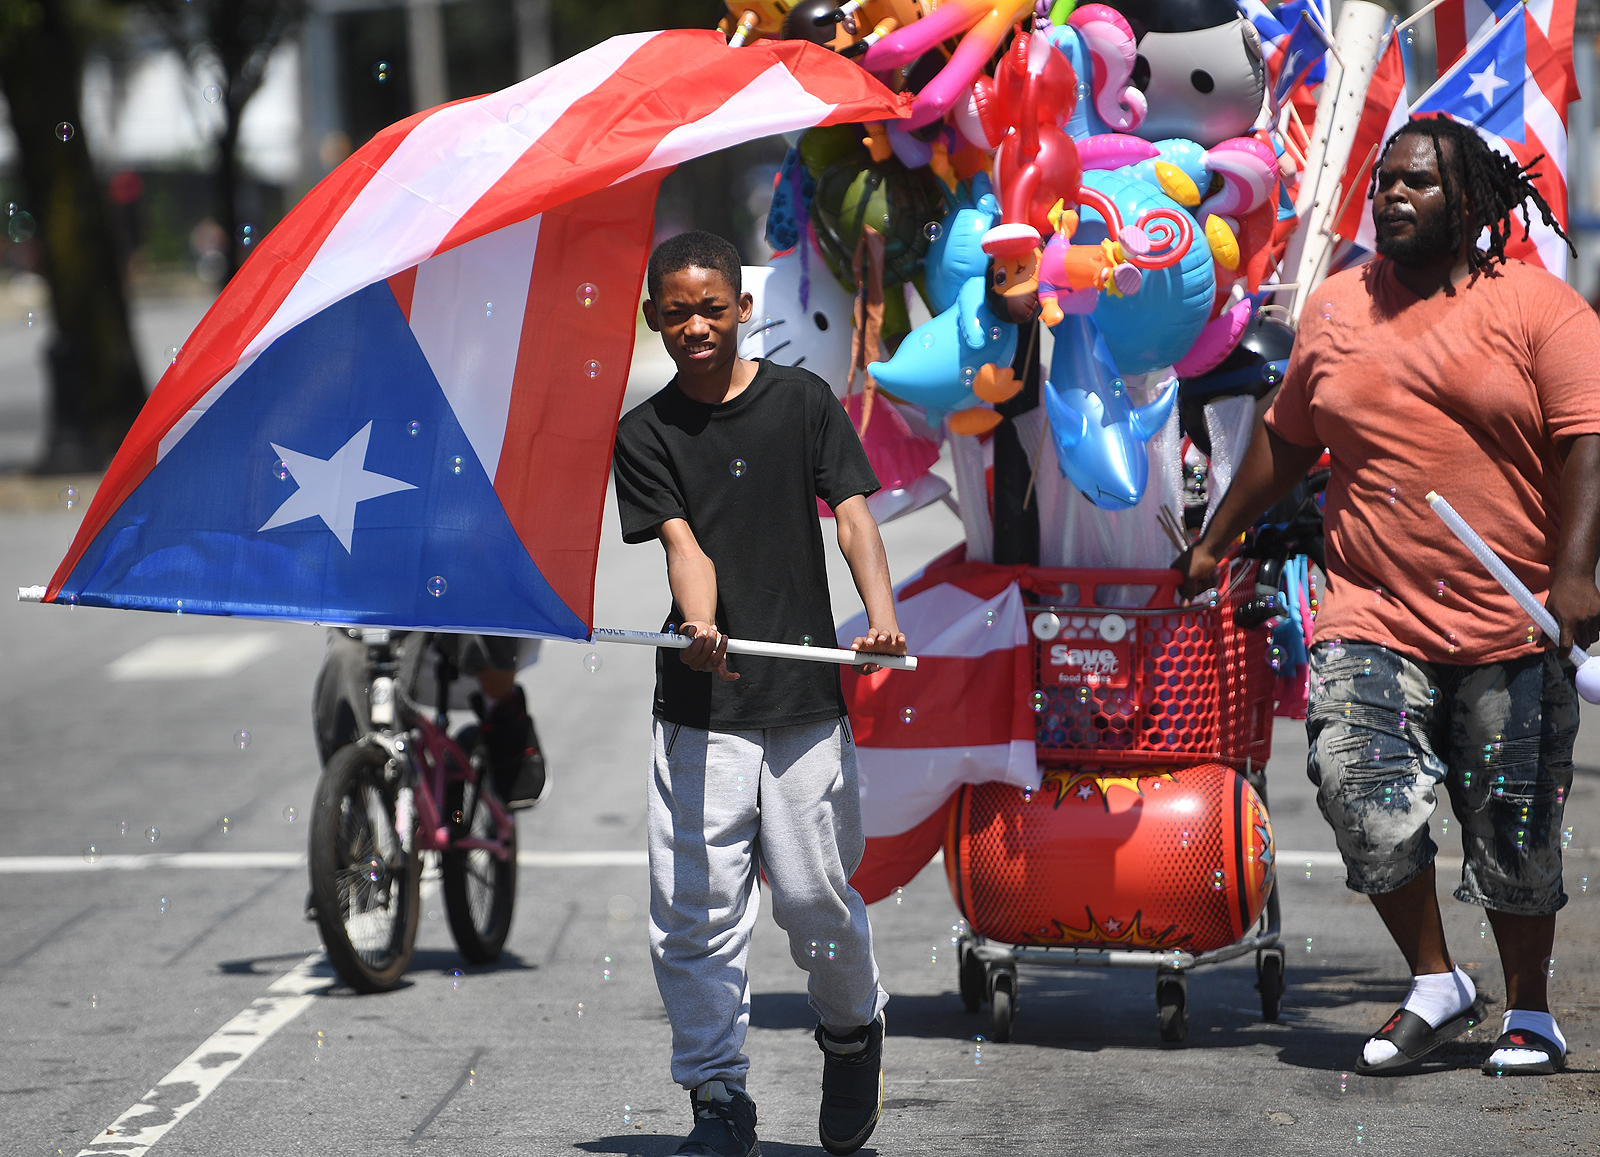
left=1483, top=1028, right=1566, bottom=1075
left=1355, top=996, right=1489, bottom=1075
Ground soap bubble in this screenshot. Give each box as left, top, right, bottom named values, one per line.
left=1446, top=633, right=1459, bottom=655
left=972, top=1034, right=984, bottom=1065
left=1562, top=825, right=1573, bottom=849
left=924, top=221, right=942, bottom=242
left=1030, top=691, right=1047, bottom=713
left=283, top=806, right=298, bottom=823
left=7, top=209, right=37, bottom=242
left=218, top=816, right=232, bottom=834
left=427, top=575, right=447, bottom=597
left=922, top=331, right=935, bottom=349
left=1434, top=579, right=1449, bottom=599
left=583, top=359, right=601, bottom=379
left=729, top=458, right=747, bottom=478
left=1180, top=829, right=1190, bottom=848
left=893, top=887, right=905, bottom=905
left=120, top=820, right=129, bottom=836
left=156, top=895, right=170, bottom=914
left=25, top=311, right=34, bottom=328
left=961, top=366, right=976, bottom=387
left=576, top=1002, right=584, bottom=1018
left=826, top=941, right=837, bottom=960
left=930, top=944, right=939, bottom=964
left=58, top=486, right=78, bottom=509
left=1021, top=785, right=1033, bottom=802
left=451, top=456, right=463, bottom=475
left=901, top=706, right=917, bottom=724
left=452, top=968, right=464, bottom=989
left=1385, top=486, right=1398, bottom=505
left=408, top=420, right=420, bottom=436
left=506, top=103, right=526, bottom=126
left=165, top=345, right=181, bottom=364
left=1304, top=860, right=1313, bottom=879
left=203, top=84, right=222, bottom=103
left=1543, top=956, right=1556, bottom=978
left=576, top=282, right=598, bottom=307
left=583, top=651, right=602, bottom=674
left=984, top=610, right=997, bottom=628
left=801, top=635, right=813, bottom=646
left=1340, top=1072, right=1348, bottom=1093
left=1305, top=936, right=1313, bottom=952
left=372, top=61, right=390, bottom=82
left=237, top=223, right=254, bottom=247
left=56, top=122, right=74, bottom=142
left=234, top=730, right=250, bottom=749
left=484, top=301, right=494, bottom=318
left=622, top=1105, right=632, bottom=1126
left=1319, top=300, right=1334, bottom=320
left=83, top=845, right=101, bottom=864
left=1075, top=686, right=1090, bottom=704
left=1479, top=918, right=1489, bottom=939
left=1211, top=869, right=1224, bottom=891
left=807, top=940, right=820, bottom=958
left=989, top=326, right=1002, bottom=342
left=272, top=459, right=290, bottom=480
left=145, top=826, right=160, bottom=843
left=1527, top=624, right=1540, bottom=645
left=361, top=857, right=387, bottom=884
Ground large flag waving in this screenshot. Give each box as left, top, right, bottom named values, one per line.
left=1411, top=5, right=1574, bottom=276
left=37, top=31, right=908, bottom=637
left=1331, top=32, right=1410, bottom=252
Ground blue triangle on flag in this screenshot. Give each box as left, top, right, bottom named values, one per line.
left=61, top=281, right=587, bottom=639
left=1415, top=11, right=1526, bottom=144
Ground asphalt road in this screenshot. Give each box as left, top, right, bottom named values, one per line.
left=3, top=326, right=1599, bottom=1156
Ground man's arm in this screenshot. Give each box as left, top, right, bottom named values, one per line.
left=1548, top=433, right=1600, bottom=651
left=658, top=517, right=738, bottom=681
left=1174, top=416, right=1325, bottom=598
left=834, top=494, right=907, bottom=674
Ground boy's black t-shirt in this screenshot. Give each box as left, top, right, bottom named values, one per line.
left=612, top=360, right=880, bottom=730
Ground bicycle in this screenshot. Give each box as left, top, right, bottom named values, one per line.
left=307, top=629, right=518, bottom=992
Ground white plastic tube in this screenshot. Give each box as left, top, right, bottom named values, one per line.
left=591, top=627, right=918, bottom=671
left=1426, top=491, right=1600, bottom=701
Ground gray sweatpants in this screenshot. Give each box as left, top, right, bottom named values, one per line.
left=648, top=716, right=889, bottom=1092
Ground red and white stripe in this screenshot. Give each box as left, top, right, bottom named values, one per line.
left=51, top=30, right=908, bottom=615
left=1331, top=34, right=1409, bottom=254
left=838, top=571, right=1038, bottom=902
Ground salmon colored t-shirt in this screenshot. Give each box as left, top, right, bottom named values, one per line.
left=1265, top=258, right=1600, bottom=666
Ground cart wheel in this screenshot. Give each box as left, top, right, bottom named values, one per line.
left=990, top=973, right=1015, bottom=1043
left=1256, top=951, right=1285, bottom=1022
left=958, top=939, right=986, bottom=1013
left=1156, top=974, right=1188, bottom=1043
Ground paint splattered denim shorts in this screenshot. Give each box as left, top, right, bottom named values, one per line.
left=1305, top=640, right=1576, bottom=915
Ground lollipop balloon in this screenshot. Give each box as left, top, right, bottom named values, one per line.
left=1427, top=492, right=1600, bottom=704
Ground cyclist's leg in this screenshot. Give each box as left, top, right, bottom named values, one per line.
left=464, top=635, right=548, bottom=807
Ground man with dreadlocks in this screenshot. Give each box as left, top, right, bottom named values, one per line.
left=1176, top=114, right=1600, bottom=1078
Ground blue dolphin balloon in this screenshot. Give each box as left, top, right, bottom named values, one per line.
left=868, top=289, right=1017, bottom=417
left=923, top=173, right=1000, bottom=315
left=1043, top=314, right=1178, bottom=509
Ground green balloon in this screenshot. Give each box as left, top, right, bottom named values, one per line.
left=810, top=156, right=941, bottom=290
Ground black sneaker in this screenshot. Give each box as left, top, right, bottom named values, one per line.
left=816, top=1011, right=885, bottom=1155
left=469, top=686, right=549, bottom=810
left=672, top=1080, right=759, bottom=1157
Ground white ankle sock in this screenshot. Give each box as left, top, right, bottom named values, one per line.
left=1488, top=1009, right=1566, bottom=1066
left=1362, top=966, right=1476, bottom=1066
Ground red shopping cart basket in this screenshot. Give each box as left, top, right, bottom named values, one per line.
left=1017, top=562, right=1274, bottom=772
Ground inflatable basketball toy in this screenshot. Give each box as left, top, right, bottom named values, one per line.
left=944, top=763, right=1274, bottom=954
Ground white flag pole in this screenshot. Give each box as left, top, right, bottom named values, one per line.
left=591, top=627, right=918, bottom=671
left=1283, top=0, right=1392, bottom=321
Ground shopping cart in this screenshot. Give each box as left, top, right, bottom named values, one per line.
left=947, top=559, right=1284, bottom=1043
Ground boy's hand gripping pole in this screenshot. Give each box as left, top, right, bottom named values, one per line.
left=591, top=627, right=918, bottom=671
left=1426, top=491, right=1600, bottom=703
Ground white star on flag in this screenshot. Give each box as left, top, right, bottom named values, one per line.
left=1464, top=61, right=1510, bottom=103
left=259, top=421, right=416, bottom=552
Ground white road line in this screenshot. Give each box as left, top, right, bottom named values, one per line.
left=77, top=952, right=333, bottom=1157
left=106, top=633, right=280, bottom=680
left=0, top=849, right=649, bottom=873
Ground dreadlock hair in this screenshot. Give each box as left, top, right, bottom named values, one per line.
left=1367, top=113, right=1574, bottom=276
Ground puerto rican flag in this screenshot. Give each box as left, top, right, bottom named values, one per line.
left=1330, top=32, right=1410, bottom=253
left=1239, top=0, right=1328, bottom=98
left=38, top=31, right=907, bottom=636
left=839, top=556, right=1039, bottom=903
left=1411, top=4, right=1574, bottom=276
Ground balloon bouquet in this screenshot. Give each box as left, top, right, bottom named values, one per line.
left=728, top=0, right=1307, bottom=538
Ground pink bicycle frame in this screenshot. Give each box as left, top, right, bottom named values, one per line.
left=406, top=714, right=515, bottom=860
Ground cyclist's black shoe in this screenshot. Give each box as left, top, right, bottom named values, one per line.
left=671, top=1080, right=759, bottom=1157
left=816, top=1011, right=884, bottom=1156
left=469, top=686, right=549, bottom=810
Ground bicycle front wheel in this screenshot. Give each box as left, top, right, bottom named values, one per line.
left=309, top=740, right=420, bottom=992
left=442, top=774, right=517, bottom=963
